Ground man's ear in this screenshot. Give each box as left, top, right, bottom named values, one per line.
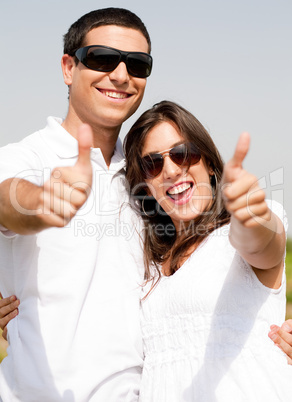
left=61, top=54, right=75, bottom=86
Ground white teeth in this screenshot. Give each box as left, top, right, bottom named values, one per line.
left=103, top=91, right=127, bottom=99
left=168, top=183, right=191, bottom=195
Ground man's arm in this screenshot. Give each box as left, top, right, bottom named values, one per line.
left=0, top=178, right=47, bottom=234
left=0, top=293, right=19, bottom=341
left=269, top=320, right=292, bottom=365
left=0, top=124, right=93, bottom=235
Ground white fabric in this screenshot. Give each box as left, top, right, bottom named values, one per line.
left=0, top=117, right=144, bottom=402
left=140, top=201, right=292, bottom=402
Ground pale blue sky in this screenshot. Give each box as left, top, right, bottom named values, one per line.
left=1, top=0, right=291, bottom=235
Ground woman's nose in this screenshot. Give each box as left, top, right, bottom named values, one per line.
left=162, top=155, right=182, bottom=179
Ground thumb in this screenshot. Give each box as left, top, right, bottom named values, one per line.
left=75, top=124, right=93, bottom=168
left=229, top=132, right=250, bottom=168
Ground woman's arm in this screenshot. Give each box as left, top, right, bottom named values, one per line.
left=222, top=133, right=286, bottom=288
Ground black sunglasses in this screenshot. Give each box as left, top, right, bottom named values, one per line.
left=140, top=143, right=201, bottom=179
left=75, top=45, right=153, bottom=78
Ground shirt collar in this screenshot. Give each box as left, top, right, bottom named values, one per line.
left=41, top=117, right=126, bottom=172
left=41, top=117, right=79, bottom=158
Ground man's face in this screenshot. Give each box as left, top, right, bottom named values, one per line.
left=63, top=25, right=149, bottom=132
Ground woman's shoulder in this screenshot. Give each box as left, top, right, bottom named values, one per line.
left=183, top=223, right=234, bottom=270
left=202, top=222, right=232, bottom=248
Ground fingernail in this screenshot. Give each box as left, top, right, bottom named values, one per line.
left=282, top=323, right=292, bottom=332
left=10, top=296, right=16, bottom=302
left=268, top=331, right=277, bottom=341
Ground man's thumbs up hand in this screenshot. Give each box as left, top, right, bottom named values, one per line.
left=75, top=124, right=93, bottom=173
left=40, top=124, right=93, bottom=228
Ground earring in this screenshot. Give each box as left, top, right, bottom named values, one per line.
left=142, top=195, right=157, bottom=217
left=210, top=173, right=218, bottom=200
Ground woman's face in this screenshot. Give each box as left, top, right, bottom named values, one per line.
left=141, top=121, right=214, bottom=231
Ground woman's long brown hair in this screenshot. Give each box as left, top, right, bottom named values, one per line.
left=124, top=101, right=230, bottom=288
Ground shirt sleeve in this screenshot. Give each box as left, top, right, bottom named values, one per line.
left=0, top=141, right=43, bottom=186
left=266, top=199, right=288, bottom=238
left=0, top=139, right=43, bottom=235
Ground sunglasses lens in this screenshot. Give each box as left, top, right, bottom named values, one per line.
left=85, top=47, right=120, bottom=71
left=141, top=144, right=201, bottom=179
left=127, top=54, right=152, bottom=78
left=170, top=144, right=201, bottom=166
left=76, top=46, right=152, bottom=78
left=141, top=154, right=163, bottom=178
left=189, top=146, right=201, bottom=165
left=170, top=144, right=189, bottom=166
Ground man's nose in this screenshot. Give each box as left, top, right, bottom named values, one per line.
left=108, top=61, right=130, bottom=83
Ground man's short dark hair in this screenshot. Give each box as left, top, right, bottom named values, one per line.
left=63, top=8, right=151, bottom=57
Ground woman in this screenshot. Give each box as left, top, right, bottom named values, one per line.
left=1, top=101, right=292, bottom=400
left=124, top=101, right=292, bottom=401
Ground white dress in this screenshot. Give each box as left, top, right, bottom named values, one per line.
left=140, top=201, right=292, bottom=402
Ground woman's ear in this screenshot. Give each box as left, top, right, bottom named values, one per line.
left=145, top=185, right=152, bottom=196
left=208, top=162, right=215, bottom=177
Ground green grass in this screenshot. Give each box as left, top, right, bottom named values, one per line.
left=0, top=348, right=7, bottom=363
left=0, top=329, right=7, bottom=363
left=285, top=238, right=292, bottom=314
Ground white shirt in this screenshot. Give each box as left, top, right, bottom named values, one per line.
left=140, top=201, right=292, bottom=402
left=0, top=117, right=144, bottom=402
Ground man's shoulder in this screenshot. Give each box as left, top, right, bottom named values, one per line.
left=3, top=116, right=62, bottom=149
left=0, top=118, right=52, bottom=153
left=0, top=117, right=65, bottom=185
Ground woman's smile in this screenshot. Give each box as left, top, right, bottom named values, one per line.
left=166, top=181, right=194, bottom=205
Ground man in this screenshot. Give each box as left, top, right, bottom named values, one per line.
left=0, top=8, right=152, bottom=401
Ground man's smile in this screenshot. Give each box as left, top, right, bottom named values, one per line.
left=97, top=88, right=131, bottom=99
